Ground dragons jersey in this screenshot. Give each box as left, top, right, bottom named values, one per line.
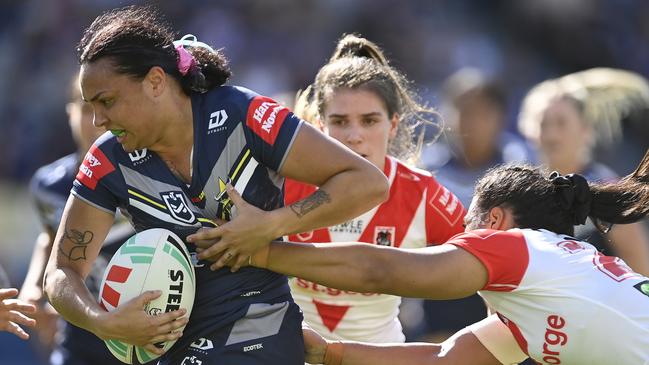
left=71, top=86, right=303, bottom=359
left=31, top=153, right=132, bottom=365
left=285, top=156, right=465, bottom=342
left=448, top=229, right=649, bottom=365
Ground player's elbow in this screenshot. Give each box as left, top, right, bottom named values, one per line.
left=42, top=266, right=58, bottom=300
left=42, top=264, right=67, bottom=306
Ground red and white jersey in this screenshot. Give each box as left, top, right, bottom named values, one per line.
left=285, top=156, right=465, bottom=342
left=448, top=229, right=649, bottom=365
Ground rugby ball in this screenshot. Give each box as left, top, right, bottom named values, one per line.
left=98, top=228, right=196, bottom=364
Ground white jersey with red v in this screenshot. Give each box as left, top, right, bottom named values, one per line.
left=285, top=156, right=465, bottom=342
left=449, top=228, right=649, bottom=365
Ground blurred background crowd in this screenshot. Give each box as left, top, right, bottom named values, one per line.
left=1, top=0, right=648, bottom=364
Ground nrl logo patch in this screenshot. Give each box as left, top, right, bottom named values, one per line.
left=161, top=191, right=196, bottom=224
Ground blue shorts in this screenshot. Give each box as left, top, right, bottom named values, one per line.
left=160, top=301, right=304, bottom=365
left=50, top=324, right=125, bottom=365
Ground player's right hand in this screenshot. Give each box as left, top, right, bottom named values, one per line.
left=0, top=288, right=37, bottom=340
left=95, top=290, right=188, bottom=354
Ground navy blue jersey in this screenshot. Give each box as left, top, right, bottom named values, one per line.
left=71, top=86, right=304, bottom=359
left=31, top=153, right=131, bottom=365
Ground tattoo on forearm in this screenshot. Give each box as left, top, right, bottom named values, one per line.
left=58, top=228, right=94, bottom=261
left=290, top=190, right=332, bottom=218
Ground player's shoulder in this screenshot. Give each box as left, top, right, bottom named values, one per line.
left=200, top=85, right=261, bottom=109
left=451, top=229, right=527, bottom=243
left=30, top=153, right=78, bottom=196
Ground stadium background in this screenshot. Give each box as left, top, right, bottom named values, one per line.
left=0, top=0, right=648, bottom=363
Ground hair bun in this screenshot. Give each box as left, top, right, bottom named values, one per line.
left=549, top=172, right=592, bottom=225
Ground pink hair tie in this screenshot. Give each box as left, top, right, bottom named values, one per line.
left=175, top=44, right=197, bottom=76
left=173, top=34, right=214, bottom=76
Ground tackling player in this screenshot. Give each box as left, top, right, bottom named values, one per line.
left=234, top=148, right=649, bottom=365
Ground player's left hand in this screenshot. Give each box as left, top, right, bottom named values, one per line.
left=187, top=184, right=278, bottom=272
left=302, top=322, right=327, bottom=364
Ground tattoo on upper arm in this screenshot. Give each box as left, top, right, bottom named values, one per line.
left=58, top=228, right=94, bottom=261
left=290, top=190, right=332, bottom=218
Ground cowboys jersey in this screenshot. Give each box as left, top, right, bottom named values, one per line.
left=71, top=86, right=304, bottom=360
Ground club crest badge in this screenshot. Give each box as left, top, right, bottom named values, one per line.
left=374, top=226, right=395, bottom=246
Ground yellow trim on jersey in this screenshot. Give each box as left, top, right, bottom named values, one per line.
left=197, top=217, right=217, bottom=227
left=231, top=149, right=251, bottom=180
left=127, top=189, right=166, bottom=209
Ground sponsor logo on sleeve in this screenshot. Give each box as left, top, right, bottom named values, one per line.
left=76, top=145, right=115, bottom=190
left=428, top=185, right=462, bottom=226
left=246, top=96, right=290, bottom=145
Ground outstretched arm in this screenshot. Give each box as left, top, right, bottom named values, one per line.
left=250, top=239, right=488, bottom=300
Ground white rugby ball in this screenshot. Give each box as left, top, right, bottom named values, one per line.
left=98, top=228, right=196, bottom=364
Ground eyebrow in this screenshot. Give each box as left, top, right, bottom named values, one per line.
left=84, top=91, right=106, bottom=103
left=327, top=112, right=384, bottom=118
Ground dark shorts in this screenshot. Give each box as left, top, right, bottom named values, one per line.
left=50, top=324, right=125, bottom=365
left=160, top=301, right=304, bottom=365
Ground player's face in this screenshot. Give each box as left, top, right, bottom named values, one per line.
left=321, top=88, right=398, bottom=171
left=79, top=58, right=158, bottom=152
left=538, top=98, right=593, bottom=169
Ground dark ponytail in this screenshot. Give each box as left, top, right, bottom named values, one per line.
left=473, top=149, right=649, bottom=236
left=589, top=149, right=649, bottom=226
left=77, top=5, right=230, bottom=95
